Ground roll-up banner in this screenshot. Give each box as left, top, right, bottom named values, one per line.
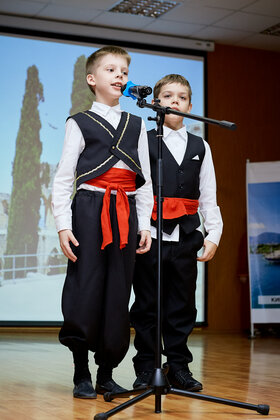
left=246, top=161, right=280, bottom=335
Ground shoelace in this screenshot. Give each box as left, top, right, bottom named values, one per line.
left=176, top=369, right=193, bottom=380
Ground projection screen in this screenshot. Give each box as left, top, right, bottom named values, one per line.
left=0, top=31, right=206, bottom=325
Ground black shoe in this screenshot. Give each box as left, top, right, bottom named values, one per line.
left=133, top=371, right=153, bottom=389
left=73, top=380, right=97, bottom=399
left=95, top=379, right=128, bottom=395
left=168, top=368, right=203, bottom=392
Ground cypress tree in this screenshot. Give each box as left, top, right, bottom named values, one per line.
left=70, top=55, right=94, bottom=115
left=5, top=65, right=43, bottom=278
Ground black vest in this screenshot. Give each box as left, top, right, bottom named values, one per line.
left=69, top=110, right=145, bottom=189
left=148, top=129, right=206, bottom=235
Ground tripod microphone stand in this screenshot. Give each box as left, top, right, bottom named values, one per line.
left=94, top=98, right=269, bottom=419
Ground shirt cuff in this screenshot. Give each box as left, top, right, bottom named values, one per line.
left=205, top=230, right=222, bottom=247
left=55, top=215, right=72, bottom=233
left=137, top=216, right=151, bottom=233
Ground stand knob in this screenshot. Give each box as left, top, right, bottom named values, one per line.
left=94, top=413, right=108, bottom=420
left=257, top=404, right=270, bottom=415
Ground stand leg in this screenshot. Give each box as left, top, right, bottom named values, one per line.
left=169, top=388, right=269, bottom=415
left=94, top=388, right=153, bottom=420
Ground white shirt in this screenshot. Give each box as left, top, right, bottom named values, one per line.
left=150, top=125, right=223, bottom=246
left=51, top=101, right=153, bottom=233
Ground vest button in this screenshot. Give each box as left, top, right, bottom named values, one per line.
left=112, top=146, right=115, bottom=149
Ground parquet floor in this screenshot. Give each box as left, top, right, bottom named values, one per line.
left=0, top=330, right=279, bottom=419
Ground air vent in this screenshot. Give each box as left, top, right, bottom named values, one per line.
left=260, top=22, right=280, bottom=37
left=109, top=0, right=180, bottom=18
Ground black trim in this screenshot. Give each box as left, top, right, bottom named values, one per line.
left=0, top=321, right=63, bottom=327
left=0, top=24, right=207, bottom=327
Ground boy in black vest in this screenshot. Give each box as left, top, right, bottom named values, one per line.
left=130, top=74, right=223, bottom=391
left=52, top=46, right=153, bottom=398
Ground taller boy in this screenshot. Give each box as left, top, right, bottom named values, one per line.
left=131, top=74, right=223, bottom=391
left=52, top=46, right=153, bottom=398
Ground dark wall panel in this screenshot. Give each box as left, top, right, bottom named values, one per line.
left=207, top=44, right=280, bottom=331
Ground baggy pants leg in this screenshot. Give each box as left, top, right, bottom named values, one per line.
left=162, top=230, right=204, bottom=371
left=59, top=189, right=137, bottom=368
left=131, top=229, right=204, bottom=372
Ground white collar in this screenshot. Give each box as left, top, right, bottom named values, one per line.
left=90, top=101, right=122, bottom=116
left=163, top=125, right=187, bottom=140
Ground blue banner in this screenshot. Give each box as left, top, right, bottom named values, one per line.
left=246, top=161, right=280, bottom=323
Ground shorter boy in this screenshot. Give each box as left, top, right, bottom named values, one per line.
left=52, top=46, right=153, bottom=398
left=130, top=74, right=223, bottom=391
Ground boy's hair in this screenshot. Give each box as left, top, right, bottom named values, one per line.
left=153, top=74, right=192, bottom=103
left=86, top=45, right=131, bottom=75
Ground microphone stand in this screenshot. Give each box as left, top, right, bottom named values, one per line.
left=94, top=99, right=269, bottom=419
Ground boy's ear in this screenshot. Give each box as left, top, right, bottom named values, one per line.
left=86, top=73, right=95, bottom=88
left=188, top=103, right=193, bottom=113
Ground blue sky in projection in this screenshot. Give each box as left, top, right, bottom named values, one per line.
left=0, top=35, right=204, bottom=194
left=248, top=182, right=280, bottom=236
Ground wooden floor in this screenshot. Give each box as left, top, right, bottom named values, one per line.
left=0, top=330, right=279, bottom=420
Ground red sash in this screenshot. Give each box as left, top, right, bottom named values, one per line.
left=152, top=196, right=199, bottom=220
left=85, top=168, right=136, bottom=250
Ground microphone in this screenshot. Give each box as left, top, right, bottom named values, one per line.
left=121, top=81, right=152, bottom=100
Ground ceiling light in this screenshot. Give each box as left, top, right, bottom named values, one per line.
left=260, top=23, right=280, bottom=37
left=109, top=0, right=180, bottom=18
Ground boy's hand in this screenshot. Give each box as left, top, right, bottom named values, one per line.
left=136, top=230, right=152, bottom=254
left=197, top=239, right=217, bottom=262
left=58, top=229, right=79, bottom=262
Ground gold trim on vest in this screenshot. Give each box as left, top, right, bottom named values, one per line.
left=76, top=155, right=114, bottom=182
left=76, top=111, right=141, bottom=182
left=115, top=113, right=141, bottom=171
left=82, top=111, right=114, bottom=137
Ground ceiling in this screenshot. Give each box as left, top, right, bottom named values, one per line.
left=0, top=0, right=280, bottom=52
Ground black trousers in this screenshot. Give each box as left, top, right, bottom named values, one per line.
left=59, top=189, right=137, bottom=368
left=130, top=229, right=204, bottom=373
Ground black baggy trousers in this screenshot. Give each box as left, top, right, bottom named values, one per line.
left=130, top=229, right=204, bottom=373
left=59, top=189, right=137, bottom=368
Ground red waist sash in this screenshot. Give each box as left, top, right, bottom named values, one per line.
left=152, top=196, right=199, bottom=221
left=85, top=168, right=136, bottom=250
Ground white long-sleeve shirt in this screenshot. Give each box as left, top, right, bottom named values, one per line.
left=52, top=101, right=153, bottom=233
left=150, top=125, right=223, bottom=246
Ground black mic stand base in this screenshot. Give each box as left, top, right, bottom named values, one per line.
left=94, top=366, right=269, bottom=419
